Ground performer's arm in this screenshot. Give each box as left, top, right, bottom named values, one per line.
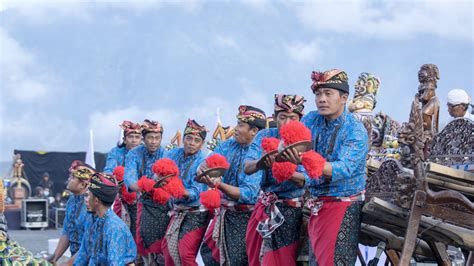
left=243, top=131, right=264, bottom=175
left=51, top=235, right=70, bottom=263
left=124, top=149, right=140, bottom=192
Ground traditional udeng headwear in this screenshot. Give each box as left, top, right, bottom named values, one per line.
left=274, top=94, right=306, bottom=117
left=120, top=120, right=141, bottom=136
left=237, top=105, right=267, bottom=129
left=69, top=160, right=96, bottom=182
left=184, top=119, right=207, bottom=140
left=141, top=119, right=163, bottom=136
left=311, top=69, right=349, bottom=93
left=89, top=172, right=119, bottom=204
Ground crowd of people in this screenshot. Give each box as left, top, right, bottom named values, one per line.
left=46, top=68, right=472, bottom=266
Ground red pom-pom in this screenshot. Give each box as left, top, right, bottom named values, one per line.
left=279, top=121, right=311, bottom=146
left=272, top=161, right=297, bottom=183
left=200, top=189, right=221, bottom=210
left=301, top=150, right=326, bottom=179
left=261, top=137, right=280, bottom=153
left=113, top=166, right=125, bottom=181
left=137, top=176, right=155, bottom=193
left=121, top=186, right=137, bottom=205
left=163, top=176, right=186, bottom=199
left=152, top=187, right=171, bottom=204
left=205, top=154, right=230, bottom=169
left=152, top=158, right=180, bottom=177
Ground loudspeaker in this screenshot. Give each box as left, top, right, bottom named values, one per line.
left=21, top=199, right=48, bottom=229
left=55, top=208, right=66, bottom=229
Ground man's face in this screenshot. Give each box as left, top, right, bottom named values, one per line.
left=124, top=133, right=141, bottom=150
left=85, top=191, right=98, bottom=214
left=66, top=175, right=87, bottom=194
left=234, top=121, right=257, bottom=145
left=315, top=88, right=348, bottom=120
left=183, top=134, right=204, bottom=156
left=144, top=132, right=162, bottom=153
left=43, top=175, right=49, bottom=182
left=275, top=111, right=300, bottom=130
left=447, top=103, right=467, bottom=118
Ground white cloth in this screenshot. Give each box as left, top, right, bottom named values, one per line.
left=447, top=89, right=471, bottom=105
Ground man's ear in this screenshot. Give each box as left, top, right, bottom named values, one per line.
left=250, top=127, right=259, bottom=136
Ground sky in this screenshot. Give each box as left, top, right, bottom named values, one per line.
left=0, top=0, right=473, bottom=162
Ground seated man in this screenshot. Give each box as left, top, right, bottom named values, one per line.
left=74, top=172, right=137, bottom=265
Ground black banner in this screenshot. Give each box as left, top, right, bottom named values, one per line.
left=14, top=150, right=106, bottom=195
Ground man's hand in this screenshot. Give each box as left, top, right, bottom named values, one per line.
left=280, top=147, right=302, bottom=164
left=263, top=153, right=277, bottom=168
left=196, top=162, right=209, bottom=183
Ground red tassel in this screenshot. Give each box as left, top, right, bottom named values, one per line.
left=121, top=186, right=137, bottom=205
left=152, top=158, right=180, bottom=177
left=200, top=189, right=221, bottom=210
left=152, top=187, right=171, bottom=204
left=279, top=121, right=311, bottom=146
left=272, top=161, right=297, bottom=183
left=163, top=176, right=186, bottom=199
left=113, top=166, right=125, bottom=182
left=301, top=150, right=326, bottom=179
left=261, top=137, right=280, bottom=153
left=137, top=176, right=155, bottom=193
left=205, top=154, right=230, bottom=169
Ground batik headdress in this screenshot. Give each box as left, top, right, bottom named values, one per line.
left=69, top=160, right=96, bottom=182
left=237, top=105, right=267, bottom=129
left=89, top=172, right=119, bottom=204
left=274, top=94, right=306, bottom=116
left=184, top=119, right=207, bottom=140
left=120, top=120, right=142, bottom=136
left=311, top=69, right=349, bottom=93
left=141, top=119, right=163, bottom=135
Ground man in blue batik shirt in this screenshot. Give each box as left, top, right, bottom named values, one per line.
left=244, top=94, right=308, bottom=266
left=199, top=105, right=267, bottom=266
left=103, top=120, right=141, bottom=241
left=298, top=69, right=369, bottom=265
left=49, top=161, right=95, bottom=264
left=123, top=119, right=167, bottom=264
left=74, top=172, right=136, bottom=265
left=162, top=119, right=210, bottom=266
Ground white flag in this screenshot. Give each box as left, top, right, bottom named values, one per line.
left=85, top=130, right=96, bottom=168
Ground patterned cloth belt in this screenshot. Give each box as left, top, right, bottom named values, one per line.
left=256, top=191, right=302, bottom=239
left=306, top=191, right=365, bottom=216
left=211, top=199, right=254, bottom=265
left=165, top=205, right=206, bottom=265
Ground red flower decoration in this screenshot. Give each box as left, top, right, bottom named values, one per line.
left=200, top=189, right=221, bottom=210
left=205, top=154, right=230, bottom=169
left=137, top=176, right=155, bottom=193
left=113, top=166, right=125, bottom=182
left=152, top=187, right=171, bottom=204
left=301, top=150, right=326, bottom=179
left=121, top=186, right=137, bottom=205
left=152, top=158, right=180, bottom=177
left=261, top=137, right=280, bottom=153
left=163, top=176, right=186, bottom=199
left=279, top=121, right=311, bottom=146
left=271, top=161, right=297, bottom=183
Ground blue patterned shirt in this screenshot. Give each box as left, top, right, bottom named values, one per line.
left=212, top=138, right=260, bottom=204
left=61, top=194, right=89, bottom=255
left=74, top=209, right=137, bottom=265
left=103, top=146, right=128, bottom=174
left=124, top=144, right=166, bottom=188
left=301, top=110, right=369, bottom=197
left=244, top=128, right=307, bottom=199
left=165, top=147, right=206, bottom=207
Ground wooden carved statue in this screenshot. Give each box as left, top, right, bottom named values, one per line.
left=12, top=154, right=24, bottom=179
left=349, top=72, right=381, bottom=146
left=417, top=64, right=440, bottom=137
left=166, top=130, right=182, bottom=150
left=207, top=123, right=234, bottom=151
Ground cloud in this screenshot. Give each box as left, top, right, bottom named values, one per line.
left=284, top=40, right=323, bottom=64
left=241, top=0, right=279, bottom=15
left=293, top=0, right=473, bottom=41
left=214, top=35, right=239, bottom=49
left=0, top=28, right=55, bottom=103
left=1, top=0, right=202, bottom=23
